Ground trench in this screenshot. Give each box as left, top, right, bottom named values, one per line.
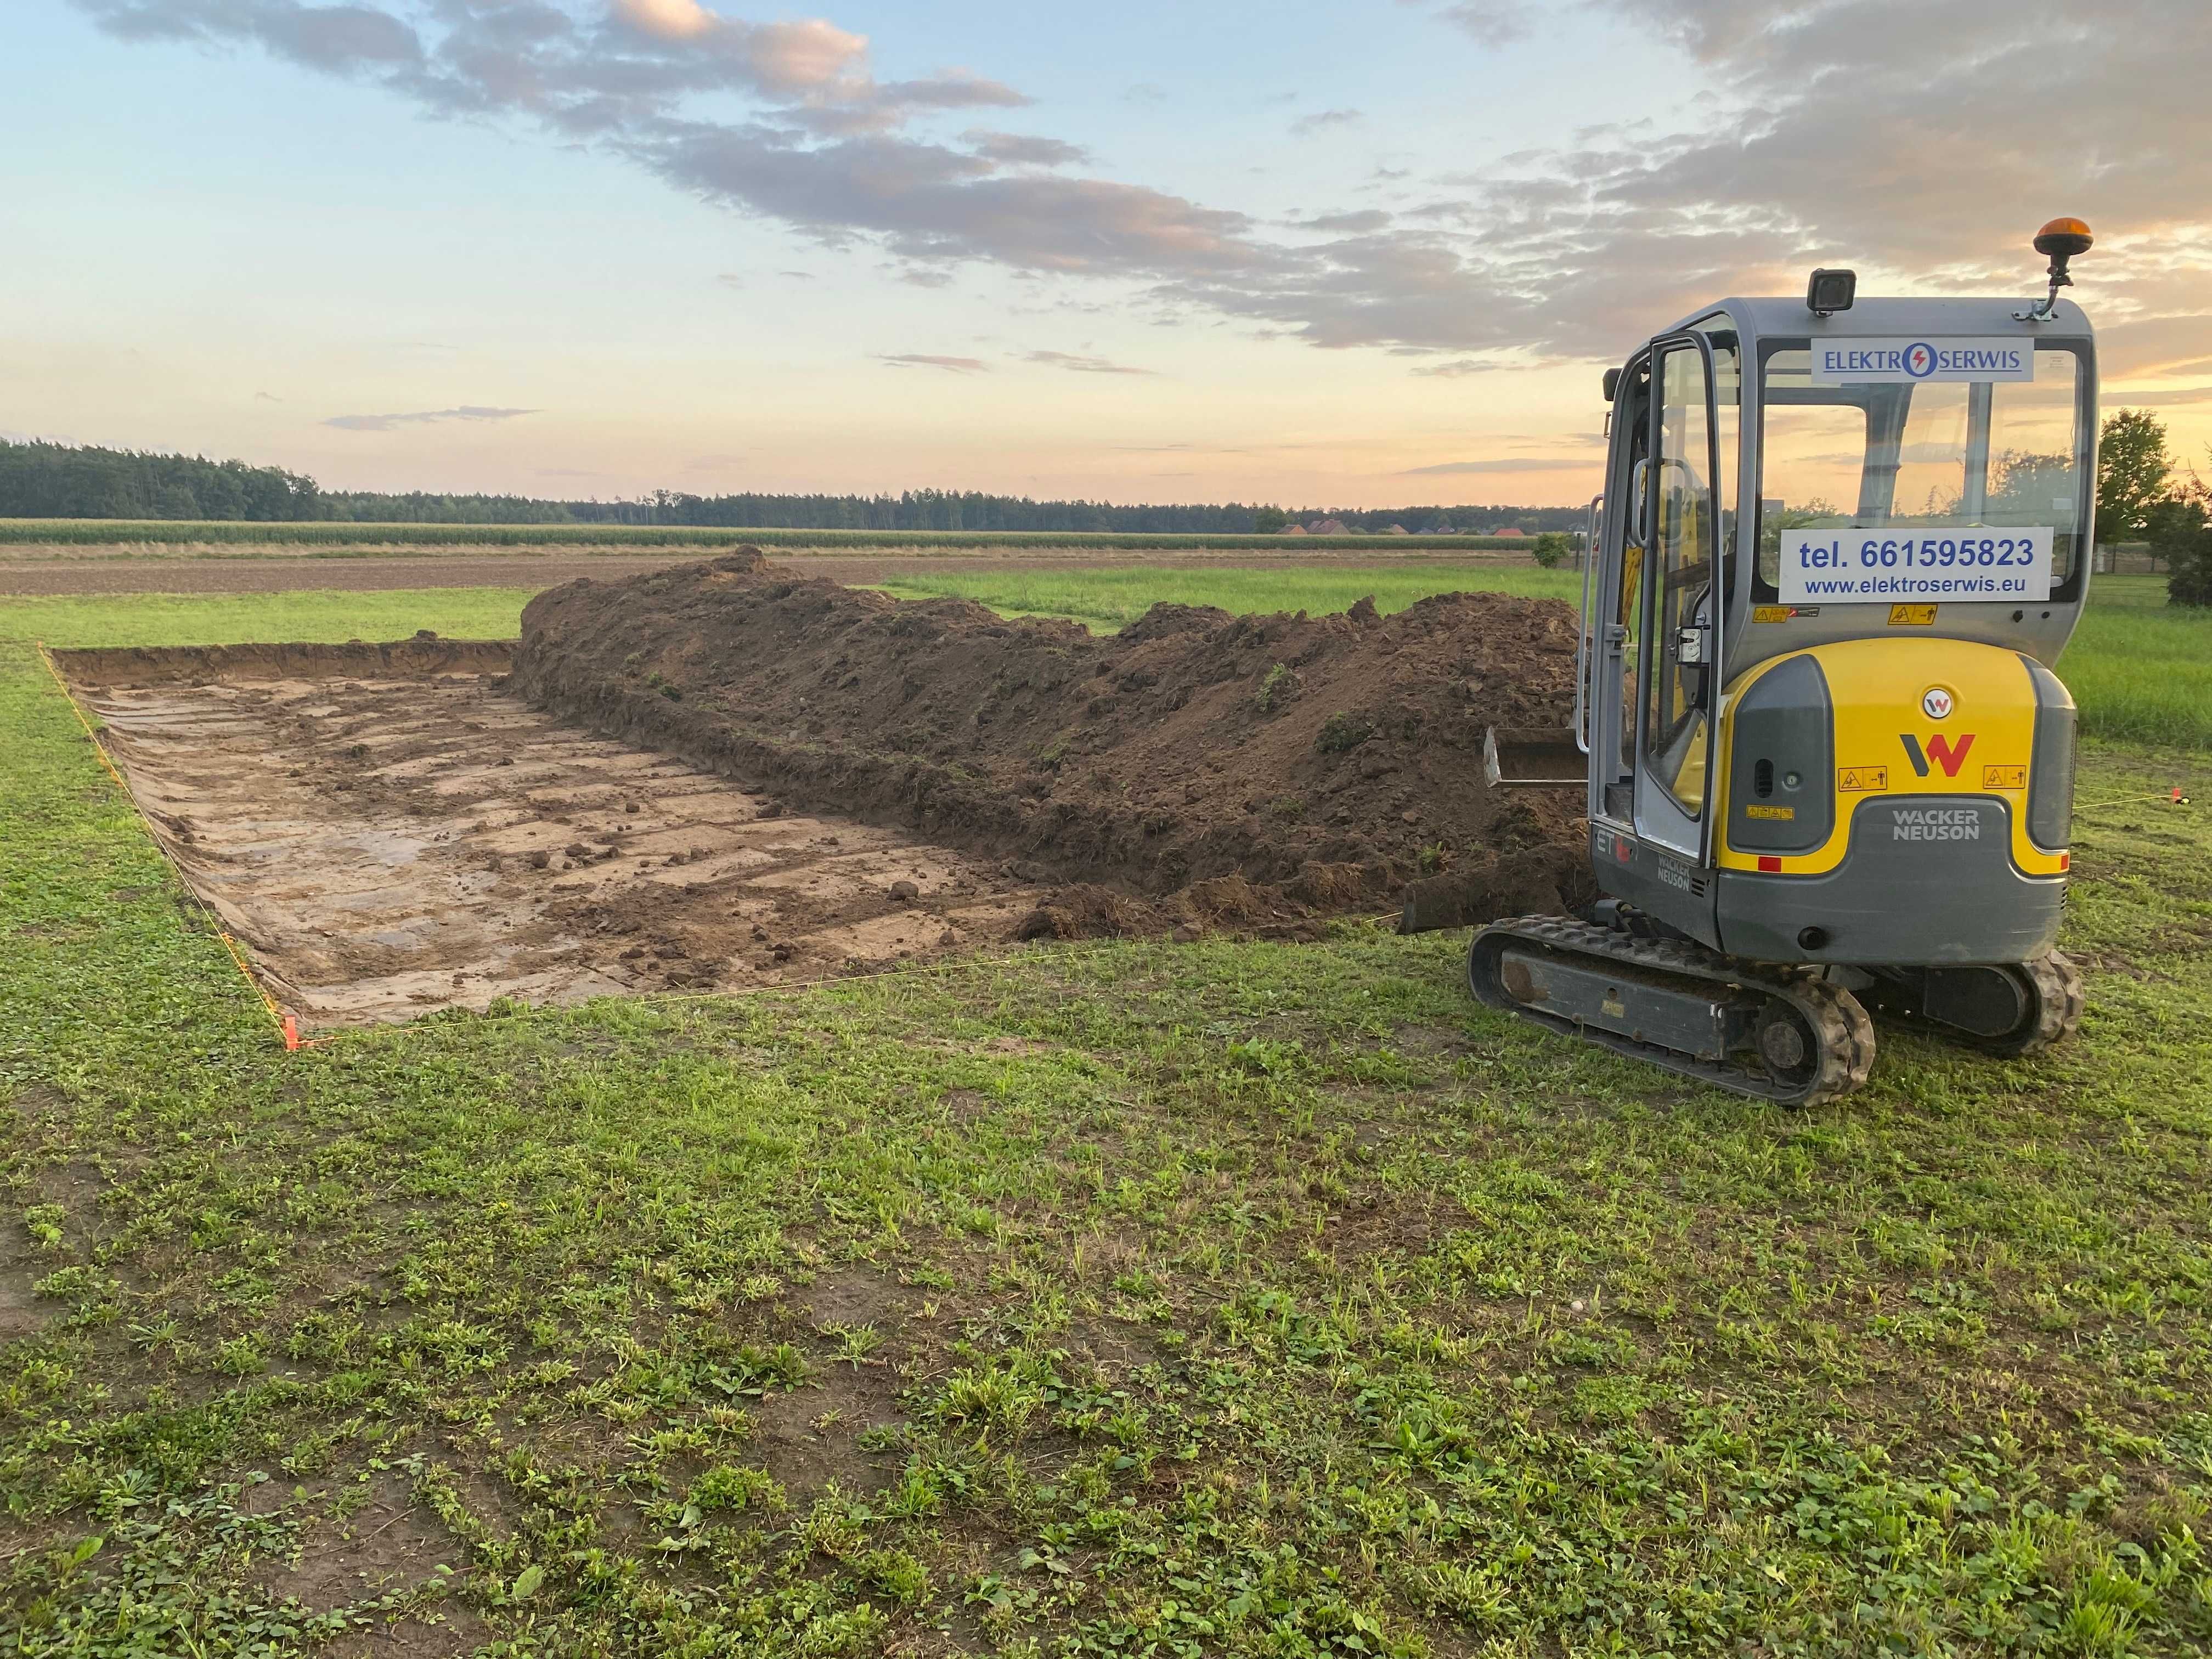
left=57, top=642, right=1043, bottom=1030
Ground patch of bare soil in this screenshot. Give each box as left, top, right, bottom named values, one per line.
left=513, top=551, right=1589, bottom=930
left=257, top=1475, right=484, bottom=1657
left=60, top=643, right=1043, bottom=1029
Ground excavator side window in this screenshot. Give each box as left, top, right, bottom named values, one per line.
left=1643, top=343, right=1717, bottom=818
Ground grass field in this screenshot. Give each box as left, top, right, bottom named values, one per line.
left=0, top=588, right=537, bottom=650
left=874, top=563, right=1586, bottom=627
left=2050, top=578, right=2212, bottom=749
left=4, top=583, right=2212, bottom=1656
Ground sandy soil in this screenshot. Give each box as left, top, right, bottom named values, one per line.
left=60, top=645, right=1042, bottom=1030
left=0, top=546, right=1534, bottom=596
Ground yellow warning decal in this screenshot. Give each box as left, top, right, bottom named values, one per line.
left=1745, top=804, right=1797, bottom=820
left=1889, top=603, right=1939, bottom=626
left=1753, top=605, right=1797, bottom=623
left=1983, top=764, right=2027, bottom=790
left=1838, top=766, right=1889, bottom=792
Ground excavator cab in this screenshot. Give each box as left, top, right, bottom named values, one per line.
left=1470, top=222, right=2097, bottom=1104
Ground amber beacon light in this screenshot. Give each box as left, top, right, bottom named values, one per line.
left=2018, top=217, right=2092, bottom=321
left=2034, top=216, right=2094, bottom=259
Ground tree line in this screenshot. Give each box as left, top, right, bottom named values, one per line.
left=0, top=439, right=1584, bottom=536
left=0, top=439, right=320, bottom=521
left=2096, top=410, right=2212, bottom=606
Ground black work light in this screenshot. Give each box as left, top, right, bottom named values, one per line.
left=1805, top=268, right=1857, bottom=317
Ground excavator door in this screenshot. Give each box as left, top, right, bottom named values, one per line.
left=1630, top=330, right=1731, bottom=861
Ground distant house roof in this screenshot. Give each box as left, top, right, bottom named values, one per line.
left=1493, top=526, right=1526, bottom=537
left=1282, top=523, right=1308, bottom=535
left=1384, top=523, right=1409, bottom=534
left=1309, top=518, right=1350, bottom=536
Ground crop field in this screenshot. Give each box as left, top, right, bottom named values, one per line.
left=0, top=520, right=1529, bottom=555
left=4, top=572, right=2212, bottom=1657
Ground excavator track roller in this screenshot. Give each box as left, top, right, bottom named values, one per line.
left=1469, top=915, right=1875, bottom=1107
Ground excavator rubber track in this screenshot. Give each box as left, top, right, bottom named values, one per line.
left=1468, top=915, right=1877, bottom=1107
left=1858, top=950, right=2085, bottom=1059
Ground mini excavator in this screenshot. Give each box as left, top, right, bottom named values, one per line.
left=1471, top=220, right=2100, bottom=1105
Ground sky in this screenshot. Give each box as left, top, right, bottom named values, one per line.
left=4, top=0, right=2210, bottom=510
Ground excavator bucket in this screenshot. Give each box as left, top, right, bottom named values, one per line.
left=1483, top=726, right=1584, bottom=789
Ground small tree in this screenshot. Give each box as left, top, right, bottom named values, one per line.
left=2151, top=478, right=2212, bottom=607
left=1530, top=531, right=1570, bottom=568
left=1252, top=505, right=1289, bottom=533
left=2098, top=408, right=2172, bottom=544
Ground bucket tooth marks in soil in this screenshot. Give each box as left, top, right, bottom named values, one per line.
left=57, top=642, right=1041, bottom=1028
left=512, top=549, right=1590, bottom=930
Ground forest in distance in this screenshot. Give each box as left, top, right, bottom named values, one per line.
left=0, top=438, right=1588, bottom=535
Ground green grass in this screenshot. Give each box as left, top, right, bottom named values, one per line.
left=876, top=562, right=1585, bottom=628
left=4, top=588, right=2212, bottom=1655
left=2059, top=578, right=2212, bottom=749
left=0, top=518, right=1528, bottom=555
left=0, top=588, right=536, bottom=649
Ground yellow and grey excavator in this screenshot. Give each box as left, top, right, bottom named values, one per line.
left=1471, top=220, right=2099, bottom=1105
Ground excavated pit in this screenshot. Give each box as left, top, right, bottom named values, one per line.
left=58, top=561, right=1589, bottom=1030
left=59, top=640, right=1048, bottom=1029
left=514, top=551, right=1591, bottom=930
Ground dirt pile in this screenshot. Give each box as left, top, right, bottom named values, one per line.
left=512, top=551, right=1589, bottom=933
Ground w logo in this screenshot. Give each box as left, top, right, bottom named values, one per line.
left=1900, top=732, right=1975, bottom=778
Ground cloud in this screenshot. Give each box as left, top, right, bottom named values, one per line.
left=254, top=390, right=283, bottom=402
left=71, top=0, right=2212, bottom=375
left=1294, top=210, right=1392, bottom=234
left=2100, top=385, right=2212, bottom=407
left=2096, top=313, right=2212, bottom=379
left=1289, top=108, right=1363, bottom=138
left=75, top=0, right=425, bottom=70
left=1398, top=458, right=1595, bottom=475
left=1023, top=350, right=1154, bottom=375
left=323, top=405, right=537, bottom=432
left=744, top=18, right=867, bottom=89
left=1417, top=2, right=1534, bottom=47
left=962, top=129, right=1091, bottom=168
left=612, top=0, right=720, bottom=44
left=878, top=353, right=989, bottom=373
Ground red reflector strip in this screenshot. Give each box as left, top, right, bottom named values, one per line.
left=2060, top=853, right=2071, bottom=871
left=1758, top=856, right=1783, bottom=873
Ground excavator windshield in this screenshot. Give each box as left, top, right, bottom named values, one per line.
left=1754, top=344, right=2089, bottom=602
